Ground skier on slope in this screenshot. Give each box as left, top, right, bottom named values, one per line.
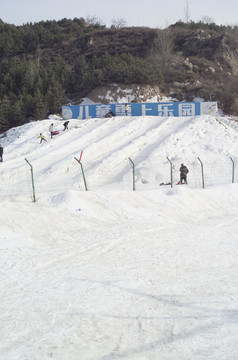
left=179, top=164, right=189, bottom=184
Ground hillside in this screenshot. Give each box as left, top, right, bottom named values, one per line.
left=1, top=113, right=238, bottom=359
left=0, top=18, right=238, bottom=132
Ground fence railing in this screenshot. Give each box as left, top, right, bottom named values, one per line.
left=0, top=155, right=237, bottom=202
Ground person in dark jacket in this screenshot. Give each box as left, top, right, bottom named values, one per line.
left=104, top=110, right=115, bottom=118
left=179, top=163, right=189, bottom=184
left=0, top=144, right=3, bottom=162
left=124, top=103, right=128, bottom=116
left=63, top=121, right=69, bottom=131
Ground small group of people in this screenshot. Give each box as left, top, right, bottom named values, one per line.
left=38, top=121, right=70, bottom=144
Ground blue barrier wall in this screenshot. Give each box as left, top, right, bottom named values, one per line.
left=62, top=102, right=217, bottom=120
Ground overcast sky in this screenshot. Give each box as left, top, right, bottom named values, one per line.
left=1, top=0, right=238, bottom=28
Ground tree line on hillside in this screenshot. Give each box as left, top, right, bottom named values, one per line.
left=0, top=18, right=237, bottom=132
left=0, top=52, right=163, bottom=132
left=0, top=17, right=164, bottom=132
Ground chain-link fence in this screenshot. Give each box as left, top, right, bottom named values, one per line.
left=0, top=155, right=237, bottom=201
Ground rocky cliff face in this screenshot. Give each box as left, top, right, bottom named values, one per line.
left=83, top=84, right=163, bottom=104
left=79, top=25, right=238, bottom=114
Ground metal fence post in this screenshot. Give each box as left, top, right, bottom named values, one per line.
left=129, top=158, right=136, bottom=191
left=25, top=158, right=36, bottom=202
left=166, top=157, right=173, bottom=187
left=74, top=157, right=88, bottom=191
left=230, top=157, right=235, bottom=183
left=198, top=157, right=205, bottom=189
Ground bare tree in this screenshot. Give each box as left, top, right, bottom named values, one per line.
left=85, top=15, right=105, bottom=27
left=201, top=15, right=215, bottom=24
left=111, top=17, right=127, bottom=28
left=147, top=27, right=183, bottom=83
left=228, top=52, right=238, bottom=76
left=150, top=28, right=174, bottom=71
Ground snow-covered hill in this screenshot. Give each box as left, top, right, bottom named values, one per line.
left=1, top=114, right=238, bottom=360
left=2, top=114, right=238, bottom=193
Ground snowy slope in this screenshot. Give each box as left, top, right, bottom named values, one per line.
left=2, top=114, right=238, bottom=193
left=0, top=114, right=238, bottom=360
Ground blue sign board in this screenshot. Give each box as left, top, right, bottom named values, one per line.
left=62, top=102, right=217, bottom=120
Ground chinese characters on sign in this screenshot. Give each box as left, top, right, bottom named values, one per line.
left=62, top=102, right=217, bottom=120
left=178, top=103, right=196, bottom=116
left=158, top=104, right=174, bottom=116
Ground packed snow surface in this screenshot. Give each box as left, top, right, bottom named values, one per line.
left=0, top=114, right=238, bottom=359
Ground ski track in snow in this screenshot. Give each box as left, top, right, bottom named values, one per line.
left=1, top=115, right=238, bottom=359
left=1, top=214, right=238, bottom=360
